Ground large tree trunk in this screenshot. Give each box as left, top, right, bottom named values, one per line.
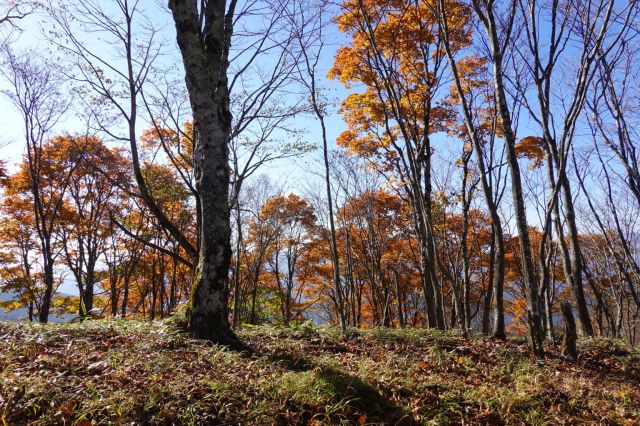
left=461, top=158, right=472, bottom=332
left=560, top=300, right=578, bottom=361
left=482, top=239, right=495, bottom=335
left=419, top=233, right=437, bottom=327
left=312, top=83, right=345, bottom=329
left=109, top=266, right=118, bottom=317
left=169, top=258, right=178, bottom=313
left=424, top=157, right=446, bottom=330
left=189, top=116, right=234, bottom=340
left=496, top=80, right=544, bottom=356
left=394, top=269, right=405, bottom=328
left=83, top=257, right=96, bottom=315
left=547, top=154, right=594, bottom=337
left=491, top=228, right=506, bottom=339
left=561, top=177, right=593, bottom=336
left=169, top=0, right=237, bottom=342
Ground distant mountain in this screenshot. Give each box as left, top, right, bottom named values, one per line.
left=0, top=291, right=73, bottom=323
left=0, top=291, right=26, bottom=321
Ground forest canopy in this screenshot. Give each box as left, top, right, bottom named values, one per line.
left=0, top=0, right=639, bottom=358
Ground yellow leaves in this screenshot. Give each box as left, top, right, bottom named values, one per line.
left=439, top=0, right=474, bottom=49
left=142, top=163, right=190, bottom=204
left=140, top=121, right=194, bottom=158
left=338, top=131, right=383, bottom=159
left=51, top=295, right=80, bottom=315
left=332, top=0, right=472, bottom=82
left=139, top=121, right=194, bottom=177
left=339, top=91, right=386, bottom=129
left=0, top=300, right=23, bottom=312
left=337, top=87, right=445, bottom=167
left=140, top=126, right=177, bottom=149
left=456, top=54, right=487, bottom=79
left=327, top=46, right=358, bottom=86
left=337, top=189, right=403, bottom=224
left=336, top=129, right=358, bottom=150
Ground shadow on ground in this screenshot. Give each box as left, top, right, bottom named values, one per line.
left=253, top=348, right=415, bottom=425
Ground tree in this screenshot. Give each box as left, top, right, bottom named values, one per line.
left=513, top=0, right=638, bottom=337
left=48, top=0, right=197, bottom=263
left=288, top=0, right=347, bottom=329
left=0, top=202, right=40, bottom=320
left=260, top=193, right=316, bottom=325
left=329, top=0, right=474, bottom=330
left=436, top=5, right=508, bottom=337
left=0, top=0, right=34, bottom=47
left=1, top=50, right=70, bottom=323
left=337, top=189, right=408, bottom=326
left=467, top=0, right=545, bottom=357
left=58, top=136, right=129, bottom=315
left=166, top=0, right=245, bottom=341
left=49, top=0, right=234, bottom=336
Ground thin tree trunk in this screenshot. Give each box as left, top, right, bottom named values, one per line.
left=437, top=2, right=506, bottom=338
left=394, top=269, right=405, bottom=327
left=470, top=0, right=544, bottom=356
left=482, top=239, right=495, bottom=335
left=232, top=199, right=243, bottom=329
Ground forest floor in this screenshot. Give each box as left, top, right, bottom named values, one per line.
left=1, top=320, right=639, bottom=425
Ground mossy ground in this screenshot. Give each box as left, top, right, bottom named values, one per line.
left=1, top=320, right=639, bottom=425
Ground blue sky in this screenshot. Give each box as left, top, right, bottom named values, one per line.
left=0, top=0, right=350, bottom=179
left=0, top=0, right=351, bottom=295
left=2, top=0, right=635, bottom=298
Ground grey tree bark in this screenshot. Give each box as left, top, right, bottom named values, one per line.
left=168, top=0, right=238, bottom=342
left=437, top=1, right=506, bottom=338
left=470, top=0, right=545, bottom=356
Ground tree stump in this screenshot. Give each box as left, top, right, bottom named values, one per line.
left=560, top=301, right=578, bottom=361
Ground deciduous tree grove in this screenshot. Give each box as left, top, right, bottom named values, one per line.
left=1, top=0, right=640, bottom=356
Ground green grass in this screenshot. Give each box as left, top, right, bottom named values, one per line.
left=1, top=320, right=639, bottom=425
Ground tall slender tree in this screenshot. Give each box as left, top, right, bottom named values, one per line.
left=1, top=51, right=70, bottom=323
left=468, top=0, right=545, bottom=356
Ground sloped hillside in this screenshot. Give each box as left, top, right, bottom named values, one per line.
left=1, top=320, right=639, bottom=425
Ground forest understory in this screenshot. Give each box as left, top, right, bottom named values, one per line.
left=1, top=320, right=639, bottom=425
